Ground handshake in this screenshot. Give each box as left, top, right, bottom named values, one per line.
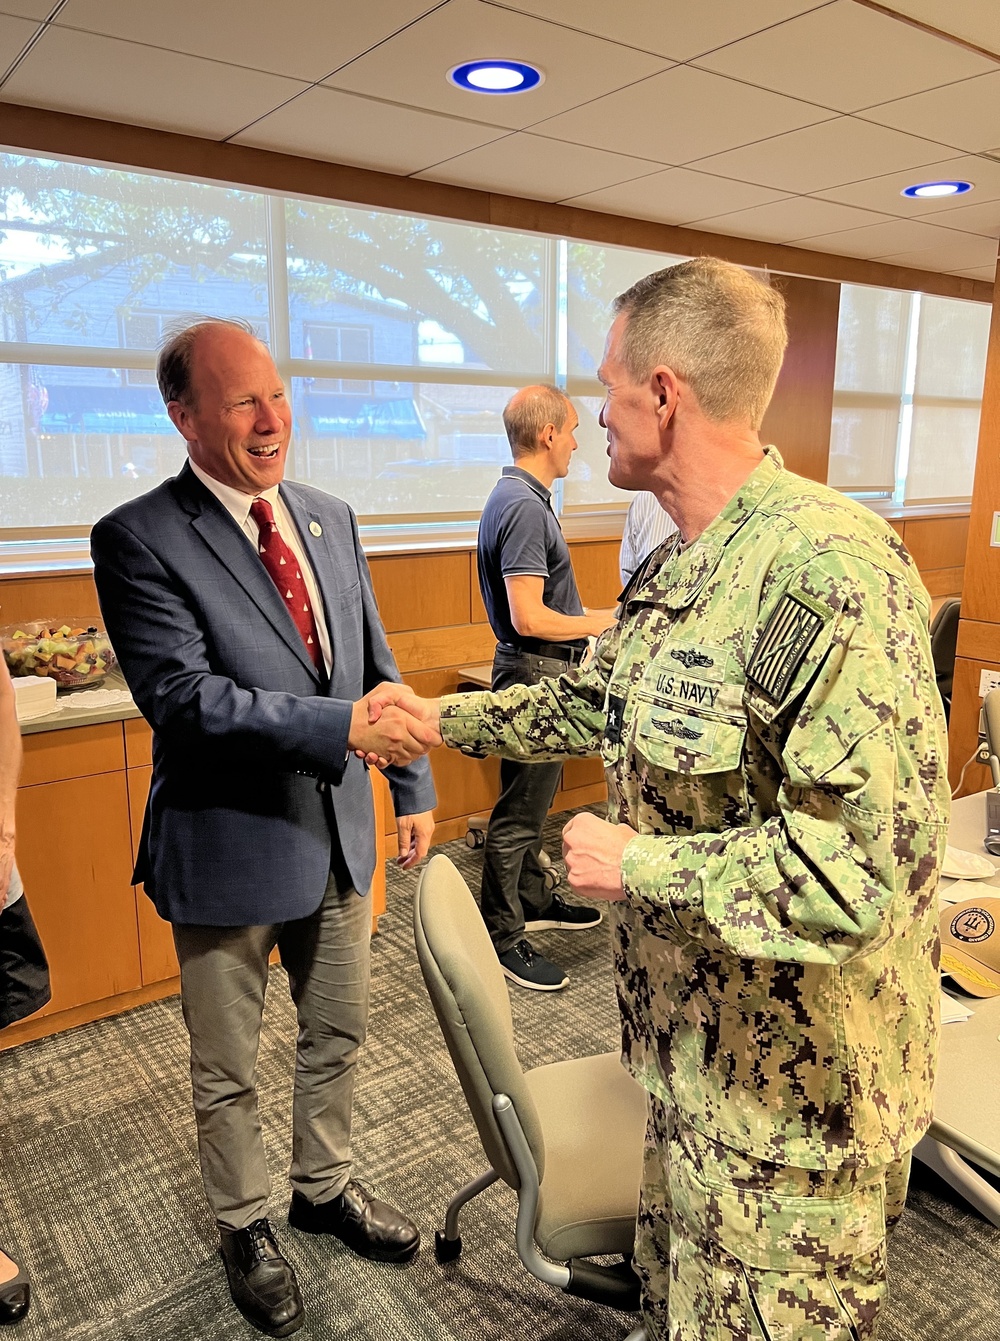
left=347, top=682, right=442, bottom=768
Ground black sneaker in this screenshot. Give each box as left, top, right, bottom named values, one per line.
left=497, top=940, right=568, bottom=991
left=524, top=893, right=603, bottom=933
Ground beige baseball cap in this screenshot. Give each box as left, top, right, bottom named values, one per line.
left=940, top=897, right=1000, bottom=998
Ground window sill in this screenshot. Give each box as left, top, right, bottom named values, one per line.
left=0, top=506, right=629, bottom=576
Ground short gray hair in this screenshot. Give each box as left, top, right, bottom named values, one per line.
left=503, top=384, right=572, bottom=459
left=612, top=258, right=788, bottom=429
left=156, top=317, right=260, bottom=406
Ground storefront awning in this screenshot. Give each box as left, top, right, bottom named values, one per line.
left=39, top=386, right=174, bottom=435
left=302, top=394, right=425, bottom=440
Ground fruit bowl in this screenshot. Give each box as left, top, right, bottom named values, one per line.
left=1, top=620, right=116, bottom=691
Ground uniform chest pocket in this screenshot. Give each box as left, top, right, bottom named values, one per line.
left=633, top=695, right=747, bottom=776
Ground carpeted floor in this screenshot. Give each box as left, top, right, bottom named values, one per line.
left=1, top=809, right=998, bottom=1341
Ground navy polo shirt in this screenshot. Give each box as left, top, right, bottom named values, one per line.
left=477, top=465, right=585, bottom=652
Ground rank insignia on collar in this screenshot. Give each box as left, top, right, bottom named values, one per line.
left=746, top=594, right=825, bottom=702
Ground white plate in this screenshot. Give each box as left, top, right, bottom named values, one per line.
left=941, top=845, right=997, bottom=881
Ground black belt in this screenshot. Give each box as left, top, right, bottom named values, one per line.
left=497, top=641, right=586, bottom=666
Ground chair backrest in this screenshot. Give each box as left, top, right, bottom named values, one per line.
left=413, top=853, right=545, bottom=1188
left=930, top=597, right=961, bottom=703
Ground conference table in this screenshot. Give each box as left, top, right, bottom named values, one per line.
left=913, top=789, right=1000, bottom=1227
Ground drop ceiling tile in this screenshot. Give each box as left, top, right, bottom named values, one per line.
left=867, top=2, right=1000, bottom=61
left=53, top=0, right=440, bottom=83
left=414, top=132, right=663, bottom=201
left=796, top=216, right=978, bottom=258
left=947, top=264, right=997, bottom=282
left=325, top=0, right=669, bottom=132
left=694, top=0, right=994, bottom=113
left=0, top=1, right=50, bottom=18
left=876, top=233, right=1000, bottom=272
left=483, top=0, right=826, bottom=62
left=813, top=153, right=1000, bottom=215
left=692, top=117, right=954, bottom=193
left=919, top=196, right=1000, bottom=236
left=563, top=167, right=789, bottom=225
left=692, top=196, right=896, bottom=244
left=2, top=26, right=309, bottom=138
left=859, top=71, right=1000, bottom=152
left=531, top=66, right=833, bottom=165
left=0, top=11, right=38, bottom=70
left=234, top=85, right=508, bottom=176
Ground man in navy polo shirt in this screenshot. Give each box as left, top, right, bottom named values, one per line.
left=476, top=385, right=616, bottom=990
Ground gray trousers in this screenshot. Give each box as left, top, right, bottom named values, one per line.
left=173, top=873, right=371, bottom=1231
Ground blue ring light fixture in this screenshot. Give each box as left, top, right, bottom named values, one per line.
left=448, top=60, right=543, bottom=93
left=901, top=180, right=973, bottom=199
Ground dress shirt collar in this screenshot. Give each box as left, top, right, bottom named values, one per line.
left=501, top=464, right=551, bottom=504
left=189, top=458, right=281, bottom=529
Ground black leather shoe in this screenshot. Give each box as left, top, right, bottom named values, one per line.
left=288, top=1182, right=420, bottom=1263
left=0, top=1254, right=29, bottom=1327
left=219, top=1219, right=304, bottom=1338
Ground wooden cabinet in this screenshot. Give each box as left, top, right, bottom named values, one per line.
left=15, top=769, right=141, bottom=1015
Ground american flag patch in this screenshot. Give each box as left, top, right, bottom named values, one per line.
left=746, top=595, right=825, bottom=701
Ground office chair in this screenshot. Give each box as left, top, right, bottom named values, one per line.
left=413, top=853, right=647, bottom=1339
left=929, top=597, right=960, bottom=719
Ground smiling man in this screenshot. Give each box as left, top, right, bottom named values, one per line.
left=91, top=318, right=437, bottom=1338
left=369, top=259, right=949, bottom=1341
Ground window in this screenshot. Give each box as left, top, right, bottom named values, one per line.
left=828, top=284, right=990, bottom=503
left=3, top=151, right=688, bottom=550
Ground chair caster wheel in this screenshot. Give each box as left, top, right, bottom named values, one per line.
left=542, top=866, right=561, bottom=892
left=465, top=828, right=485, bottom=849
left=435, top=1231, right=463, bottom=1263
left=537, top=848, right=553, bottom=870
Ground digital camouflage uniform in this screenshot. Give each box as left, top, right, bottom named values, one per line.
left=440, top=449, right=949, bottom=1340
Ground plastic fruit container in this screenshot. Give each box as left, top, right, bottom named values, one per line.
left=1, top=620, right=116, bottom=691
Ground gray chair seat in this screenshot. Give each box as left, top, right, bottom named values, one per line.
left=526, top=1052, right=646, bottom=1261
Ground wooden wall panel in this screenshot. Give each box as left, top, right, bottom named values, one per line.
left=125, top=717, right=153, bottom=768
left=950, top=656, right=999, bottom=796
left=0, top=573, right=100, bottom=627
left=949, top=252, right=1000, bottom=781
left=368, top=552, right=470, bottom=633
left=903, top=516, right=969, bottom=572
left=759, top=274, right=841, bottom=485
left=566, top=540, right=623, bottom=608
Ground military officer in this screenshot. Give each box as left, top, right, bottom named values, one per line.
left=369, top=258, right=949, bottom=1340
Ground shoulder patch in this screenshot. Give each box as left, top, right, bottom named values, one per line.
left=746, top=594, right=825, bottom=702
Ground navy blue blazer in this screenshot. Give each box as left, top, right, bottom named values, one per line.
left=91, top=463, right=436, bottom=927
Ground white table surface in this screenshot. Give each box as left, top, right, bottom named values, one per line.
left=931, top=791, right=1000, bottom=1178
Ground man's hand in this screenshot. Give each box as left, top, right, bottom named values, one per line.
left=348, top=692, right=439, bottom=768
left=396, top=810, right=435, bottom=869
left=366, top=683, right=442, bottom=741
left=584, top=607, right=619, bottom=638
left=562, top=812, right=637, bottom=902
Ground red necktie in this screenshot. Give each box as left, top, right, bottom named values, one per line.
left=249, top=497, right=323, bottom=668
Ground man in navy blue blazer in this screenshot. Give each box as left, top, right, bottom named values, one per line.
left=91, top=318, right=437, bottom=1338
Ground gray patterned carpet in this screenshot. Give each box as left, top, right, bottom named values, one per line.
left=1, top=809, right=998, bottom=1341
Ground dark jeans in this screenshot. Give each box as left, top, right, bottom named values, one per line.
left=0, top=892, right=51, bottom=1030
left=481, top=647, right=564, bottom=955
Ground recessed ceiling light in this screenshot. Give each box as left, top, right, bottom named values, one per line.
left=448, top=60, right=543, bottom=94
left=901, top=180, right=973, bottom=199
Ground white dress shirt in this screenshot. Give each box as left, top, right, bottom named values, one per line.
left=189, top=460, right=333, bottom=675
left=619, top=490, right=680, bottom=586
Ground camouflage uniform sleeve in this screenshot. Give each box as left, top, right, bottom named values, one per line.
left=439, top=626, right=619, bottom=761
left=621, top=557, right=948, bottom=965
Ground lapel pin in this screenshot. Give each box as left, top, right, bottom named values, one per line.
left=309, top=521, right=322, bottom=537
